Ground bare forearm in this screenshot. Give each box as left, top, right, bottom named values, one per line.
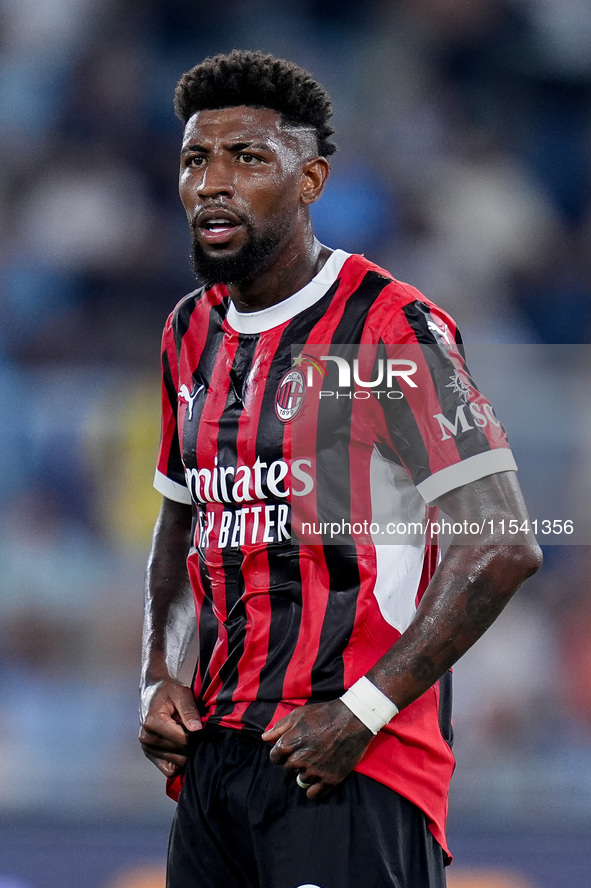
left=139, top=497, right=203, bottom=776
left=141, top=497, right=195, bottom=690
left=264, top=538, right=541, bottom=798
left=367, top=539, right=541, bottom=710
left=264, top=472, right=543, bottom=797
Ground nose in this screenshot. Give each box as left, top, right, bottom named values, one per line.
left=196, top=160, right=235, bottom=200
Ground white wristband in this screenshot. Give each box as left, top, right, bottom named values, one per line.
left=340, top=676, right=399, bottom=735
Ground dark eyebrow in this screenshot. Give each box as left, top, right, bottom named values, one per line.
left=181, top=142, right=208, bottom=154
left=228, top=141, right=272, bottom=152
left=181, top=140, right=273, bottom=154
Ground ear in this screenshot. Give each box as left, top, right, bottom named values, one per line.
left=300, top=157, right=330, bottom=205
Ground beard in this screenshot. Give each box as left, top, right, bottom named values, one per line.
left=190, top=216, right=292, bottom=287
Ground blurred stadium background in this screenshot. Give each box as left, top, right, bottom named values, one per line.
left=2, top=1, right=591, bottom=886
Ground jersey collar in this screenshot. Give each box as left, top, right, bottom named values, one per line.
left=225, top=249, right=351, bottom=334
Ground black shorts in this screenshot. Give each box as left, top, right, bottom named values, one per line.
left=167, top=725, right=445, bottom=888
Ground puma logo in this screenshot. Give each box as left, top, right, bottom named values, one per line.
left=178, top=383, right=204, bottom=420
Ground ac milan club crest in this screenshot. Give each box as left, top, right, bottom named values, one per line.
left=275, top=368, right=306, bottom=422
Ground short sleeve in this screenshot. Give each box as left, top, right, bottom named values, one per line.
left=153, top=313, right=192, bottom=505
left=376, top=297, right=517, bottom=504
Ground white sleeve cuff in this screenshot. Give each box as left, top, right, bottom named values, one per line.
left=153, top=469, right=192, bottom=505
left=416, top=449, right=518, bottom=504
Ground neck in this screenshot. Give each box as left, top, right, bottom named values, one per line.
left=227, top=232, right=332, bottom=313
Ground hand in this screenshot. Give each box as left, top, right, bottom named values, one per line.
left=262, top=699, right=374, bottom=799
left=139, top=678, right=202, bottom=778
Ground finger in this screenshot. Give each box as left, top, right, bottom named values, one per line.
left=145, top=754, right=187, bottom=777
left=307, top=768, right=348, bottom=799
left=144, top=704, right=198, bottom=736
left=268, top=733, right=300, bottom=764
left=141, top=746, right=189, bottom=770
left=140, top=740, right=191, bottom=767
left=139, top=720, right=191, bottom=744
left=291, top=769, right=329, bottom=799
left=261, top=716, right=292, bottom=742
left=173, top=690, right=203, bottom=732
left=295, top=772, right=313, bottom=790
left=144, top=751, right=186, bottom=778
left=140, top=718, right=192, bottom=749
left=306, top=781, right=328, bottom=800
left=143, top=683, right=201, bottom=732
left=279, top=748, right=309, bottom=771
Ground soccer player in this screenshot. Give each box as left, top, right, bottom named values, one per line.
left=139, top=50, right=542, bottom=888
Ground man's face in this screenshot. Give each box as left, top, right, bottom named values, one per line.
left=179, top=105, right=319, bottom=286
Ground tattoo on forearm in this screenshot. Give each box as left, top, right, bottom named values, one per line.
left=411, top=654, right=439, bottom=684
left=465, top=579, right=500, bottom=630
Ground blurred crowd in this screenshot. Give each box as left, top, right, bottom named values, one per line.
left=1, top=0, right=591, bottom=829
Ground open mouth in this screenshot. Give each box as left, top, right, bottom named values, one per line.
left=198, top=212, right=243, bottom=245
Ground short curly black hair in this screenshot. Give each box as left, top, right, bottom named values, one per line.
left=174, top=50, right=337, bottom=158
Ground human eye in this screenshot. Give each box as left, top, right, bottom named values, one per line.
left=186, top=154, right=206, bottom=167
left=237, top=152, right=263, bottom=165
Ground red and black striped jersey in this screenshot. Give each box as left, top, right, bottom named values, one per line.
left=154, top=250, right=516, bottom=855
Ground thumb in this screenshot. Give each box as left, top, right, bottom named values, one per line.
left=176, top=687, right=202, bottom=732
